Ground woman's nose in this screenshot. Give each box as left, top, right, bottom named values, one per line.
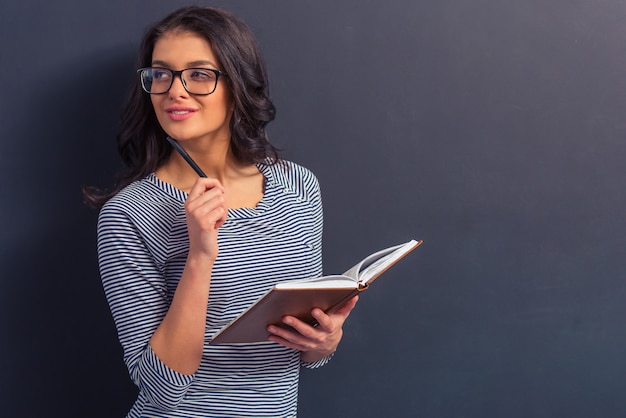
left=168, top=74, right=188, bottom=98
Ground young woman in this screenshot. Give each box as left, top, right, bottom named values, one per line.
left=84, top=6, right=357, bottom=417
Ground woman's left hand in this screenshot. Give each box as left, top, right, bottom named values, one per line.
left=267, top=296, right=359, bottom=362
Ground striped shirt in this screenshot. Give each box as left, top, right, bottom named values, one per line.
left=97, top=161, right=329, bottom=417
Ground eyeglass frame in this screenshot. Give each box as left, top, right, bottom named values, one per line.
left=137, top=67, right=229, bottom=95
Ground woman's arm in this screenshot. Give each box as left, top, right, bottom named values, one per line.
left=149, top=178, right=227, bottom=374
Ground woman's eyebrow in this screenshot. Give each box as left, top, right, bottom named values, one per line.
left=151, top=59, right=219, bottom=68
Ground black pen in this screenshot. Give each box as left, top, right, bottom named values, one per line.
left=165, top=136, right=207, bottom=178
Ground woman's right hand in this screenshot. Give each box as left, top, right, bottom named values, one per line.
left=185, top=178, right=228, bottom=263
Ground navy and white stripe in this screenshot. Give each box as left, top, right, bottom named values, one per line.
left=97, top=161, right=327, bottom=417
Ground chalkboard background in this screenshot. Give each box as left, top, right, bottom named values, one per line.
left=2, top=1, right=625, bottom=417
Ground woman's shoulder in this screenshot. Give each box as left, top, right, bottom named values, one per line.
left=262, top=159, right=319, bottom=187
left=100, top=174, right=181, bottom=217
left=260, top=159, right=321, bottom=203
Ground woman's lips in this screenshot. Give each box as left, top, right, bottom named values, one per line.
left=165, top=107, right=197, bottom=121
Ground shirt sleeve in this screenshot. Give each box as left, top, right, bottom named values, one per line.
left=301, top=352, right=334, bottom=369
left=97, top=203, right=194, bottom=411
left=296, top=167, right=334, bottom=370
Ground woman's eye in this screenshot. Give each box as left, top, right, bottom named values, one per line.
left=189, top=70, right=215, bottom=81
left=153, top=70, right=171, bottom=80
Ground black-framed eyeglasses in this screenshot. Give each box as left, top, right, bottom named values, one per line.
left=137, top=67, right=228, bottom=95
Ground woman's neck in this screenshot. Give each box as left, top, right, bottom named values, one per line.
left=155, top=138, right=260, bottom=196
left=177, top=135, right=232, bottom=179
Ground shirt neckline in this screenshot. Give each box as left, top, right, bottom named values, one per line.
left=147, top=163, right=276, bottom=220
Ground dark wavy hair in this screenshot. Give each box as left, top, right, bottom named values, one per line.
left=84, top=6, right=279, bottom=209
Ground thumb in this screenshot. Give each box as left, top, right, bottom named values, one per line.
left=333, top=295, right=359, bottom=317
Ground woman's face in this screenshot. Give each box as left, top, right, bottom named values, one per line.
left=149, top=31, right=233, bottom=144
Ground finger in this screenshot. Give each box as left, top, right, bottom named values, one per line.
left=307, top=309, right=332, bottom=331
left=186, top=183, right=227, bottom=221
left=205, top=205, right=228, bottom=229
left=267, top=333, right=308, bottom=352
left=310, top=296, right=359, bottom=330
left=188, top=178, right=224, bottom=199
left=187, top=199, right=227, bottom=230
left=187, top=180, right=225, bottom=213
left=267, top=324, right=316, bottom=349
left=214, top=205, right=228, bottom=228
left=186, top=183, right=225, bottom=212
left=332, top=295, right=359, bottom=317
left=281, top=316, right=319, bottom=338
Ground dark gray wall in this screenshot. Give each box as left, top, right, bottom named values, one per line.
left=2, top=1, right=626, bottom=417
